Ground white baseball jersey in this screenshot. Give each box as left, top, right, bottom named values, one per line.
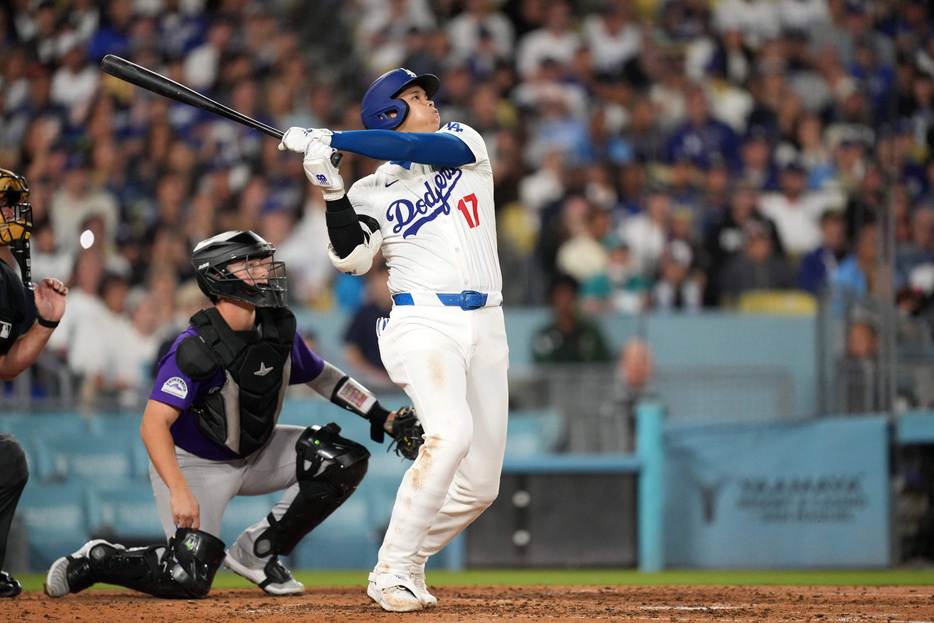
left=346, top=122, right=502, bottom=295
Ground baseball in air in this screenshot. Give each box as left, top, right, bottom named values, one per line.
left=79, top=229, right=94, bottom=249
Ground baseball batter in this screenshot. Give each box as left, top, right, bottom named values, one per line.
left=280, top=67, right=510, bottom=612
left=44, top=230, right=423, bottom=600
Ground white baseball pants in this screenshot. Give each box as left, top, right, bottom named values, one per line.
left=375, top=304, right=509, bottom=574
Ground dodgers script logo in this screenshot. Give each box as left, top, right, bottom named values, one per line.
left=386, top=168, right=463, bottom=238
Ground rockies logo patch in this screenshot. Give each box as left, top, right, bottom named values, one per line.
left=161, top=376, right=189, bottom=399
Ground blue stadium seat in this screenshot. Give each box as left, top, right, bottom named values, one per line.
left=2, top=415, right=93, bottom=482
left=84, top=416, right=152, bottom=482
left=84, top=414, right=143, bottom=440
left=277, top=398, right=334, bottom=427
left=86, top=485, right=166, bottom=544
left=290, top=497, right=382, bottom=570
left=2, top=413, right=89, bottom=447
left=15, top=483, right=92, bottom=571
left=218, top=494, right=280, bottom=547
left=32, top=433, right=136, bottom=486
left=128, top=441, right=153, bottom=483
left=356, top=451, right=407, bottom=528
left=505, top=408, right=566, bottom=457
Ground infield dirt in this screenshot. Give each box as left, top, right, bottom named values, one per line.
left=5, top=585, right=934, bottom=622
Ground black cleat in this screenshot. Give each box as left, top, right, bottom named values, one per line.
left=0, top=570, right=22, bottom=598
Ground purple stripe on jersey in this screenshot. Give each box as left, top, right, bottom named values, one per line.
left=149, top=325, right=325, bottom=459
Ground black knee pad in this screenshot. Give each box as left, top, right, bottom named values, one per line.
left=255, top=423, right=369, bottom=557
left=296, top=422, right=370, bottom=495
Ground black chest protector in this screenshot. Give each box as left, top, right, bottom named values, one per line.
left=176, top=307, right=296, bottom=456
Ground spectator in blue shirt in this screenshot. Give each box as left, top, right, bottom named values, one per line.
left=664, top=84, right=741, bottom=171
left=831, top=219, right=878, bottom=315
left=85, top=0, right=134, bottom=65
left=849, top=35, right=895, bottom=121
left=798, top=208, right=848, bottom=296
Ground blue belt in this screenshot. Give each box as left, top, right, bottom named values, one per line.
left=393, top=290, right=489, bottom=310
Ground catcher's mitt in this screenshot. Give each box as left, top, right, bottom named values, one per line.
left=388, top=406, right=424, bottom=461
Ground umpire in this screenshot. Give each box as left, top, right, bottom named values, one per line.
left=0, top=169, right=67, bottom=597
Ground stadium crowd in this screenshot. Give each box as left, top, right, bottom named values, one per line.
left=0, top=0, right=932, bottom=408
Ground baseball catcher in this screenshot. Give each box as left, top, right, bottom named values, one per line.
left=45, top=230, right=423, bottom=599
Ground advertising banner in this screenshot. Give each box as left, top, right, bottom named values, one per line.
left=665, top=416, right=890, bottom=568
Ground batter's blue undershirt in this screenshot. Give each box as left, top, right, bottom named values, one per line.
left=330, top=129, right=475, bottom=168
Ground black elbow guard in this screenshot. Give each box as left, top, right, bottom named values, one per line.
left=326, top=195, right=366, bottom=258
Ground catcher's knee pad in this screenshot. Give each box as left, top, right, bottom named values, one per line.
left=86, top=529, right=225, bottom=599
left=254, top=423, right=369, bottom=557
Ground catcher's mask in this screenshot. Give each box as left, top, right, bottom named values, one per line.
left=192, top=230, right=287, bottom=308
left=0, top=169, right=32, bottom=247
left=0, top=168, right=34, bottom=289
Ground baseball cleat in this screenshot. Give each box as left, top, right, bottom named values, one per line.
left=367, top=571, right=424, bottom=612
left=224, top=542, right=304, bottom=596
left=0, top=570, right=22, bottom=598
left=44, top=539, right=122, bottom=597
left=410, top=570, right=438, bottom=608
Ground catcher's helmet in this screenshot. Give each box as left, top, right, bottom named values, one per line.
left=360, top=68, right=440, bottom=130
left=0, top=168, right=32, bottom=247
left=192, top=230, right=287, bottom=307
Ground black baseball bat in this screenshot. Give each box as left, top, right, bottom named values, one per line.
left=100, top=54, right=342, bottom=165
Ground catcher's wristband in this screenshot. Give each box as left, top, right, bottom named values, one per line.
left=330, top=375, right=388, bottom=442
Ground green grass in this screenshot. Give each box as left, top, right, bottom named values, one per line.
left=16, top=568, right=934, bottom=593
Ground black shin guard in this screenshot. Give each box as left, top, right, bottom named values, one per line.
left=88, top=529, right=226, bottom=599
left=255, top=423, right=369, bottom=557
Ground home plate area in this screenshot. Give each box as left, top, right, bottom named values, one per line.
left=6, top=585, right=934, bottom=622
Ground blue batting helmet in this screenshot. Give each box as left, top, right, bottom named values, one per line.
left=360, top=68, right=440, bottom=130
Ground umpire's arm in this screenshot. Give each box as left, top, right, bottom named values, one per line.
left=0, top=325, right=55, bottom=381
left=0, top=277, right=67, bottom=380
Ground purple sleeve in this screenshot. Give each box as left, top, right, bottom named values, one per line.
left=289, top=332, right=325, bottom=385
